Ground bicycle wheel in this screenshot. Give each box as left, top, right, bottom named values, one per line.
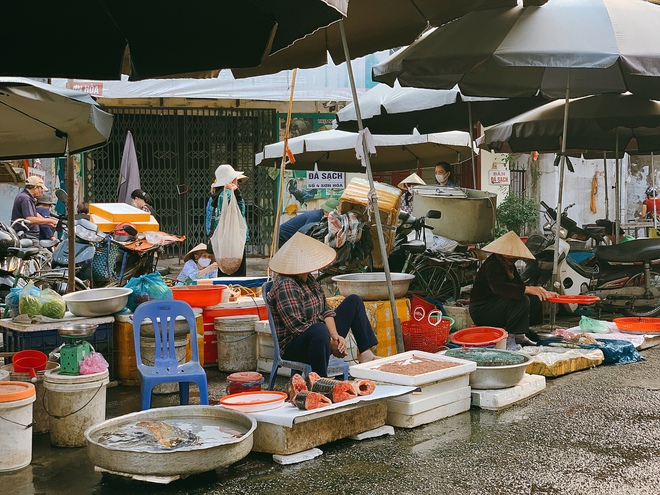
left=408, top=262, right=460, bottom=302
left=32, top=273, right=88, bottom=295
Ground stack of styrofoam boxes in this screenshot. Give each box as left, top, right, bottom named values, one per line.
left=350, top=350, right=477, bottom=429
left=256, top=320, right=358, bottom=376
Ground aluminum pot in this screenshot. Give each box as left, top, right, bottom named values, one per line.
left=469, top=353, right=532, bottom=390
left=62, top=287, right=132, bottom=317
left=331, top=273, right=414, bottom=300
left=85, top=405, right=256, bottom=476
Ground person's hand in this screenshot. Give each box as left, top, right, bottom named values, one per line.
left=330, top=335, right=347, bottom=358
left=225, top=181, right=238, bottom=191
left=525, top=285, right=557, bottom=301
left=48, top=217, right=58, bottom=227
left=208, top=262, right=218, bottom=271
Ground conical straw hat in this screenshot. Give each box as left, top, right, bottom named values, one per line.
left=183, top=243, right=209, bottom=262
left=481, top=231, right=535, bottom=260
left=269, top=233, right=337, bottom=275
left=398, top=172, right=425, bottom=189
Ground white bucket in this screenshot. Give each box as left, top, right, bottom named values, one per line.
left=0, top=369, right=8, bottom=381
left=43, top=369, right=109, bottom=447
left=2, top=362, right=60, bottom=434
left=0, top=382, right=36, bottom=472
left=215, top=315, right=258, bottom=372
left=140, top=337, right=187, bottom=394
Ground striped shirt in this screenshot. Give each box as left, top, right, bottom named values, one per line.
left=267, top=274, right=336, bottom=354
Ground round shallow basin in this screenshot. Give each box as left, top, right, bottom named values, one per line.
left=85, top=405, right=256, bottom=476
left=219, top=391, right=287, bottom=413
left=63, top=287, right=132, bottom=317
left=445, top=349, right=531, bottom=390
left=331, top=273, right=414, bottom=300
left=58, top=323, right=98, bottom=338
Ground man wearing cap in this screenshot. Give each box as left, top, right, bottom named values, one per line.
left=278, top=198, right=339, bottom=247
left=35, top=194, right=57, bottom=241
left=267, top=233, right=379, bottom=376
left=11, top=176, right=59, bottom=237
left=469, top=231, right=559, bottom=347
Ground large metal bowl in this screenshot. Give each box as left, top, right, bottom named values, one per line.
left=58, top=323, right=98, bottom=337
left=62, top=287, right=132, bottom=317
left=331, top=273, right=415, bottom=300
left=85, top=405, right=256, bottom=476
left=470, top=353, right=532, bottom=390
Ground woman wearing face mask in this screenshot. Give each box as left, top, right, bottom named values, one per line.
left=435, top=162, right=458, bottom=187
left=469, top=232, right=559, bottom=348
left=397, top=173, right=426, bottom=214
left=177, top=243, right=218, bottom=284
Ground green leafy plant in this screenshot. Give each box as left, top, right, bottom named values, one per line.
left=496, top=193, right=539, bottom=237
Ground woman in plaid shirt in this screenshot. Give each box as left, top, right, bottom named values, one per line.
left=267, top=233, right=379, bottom=376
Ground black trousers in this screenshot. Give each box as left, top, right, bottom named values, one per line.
left=282, top=294, right=378, bottom=376
left=469, top=295, right=543, bottom=335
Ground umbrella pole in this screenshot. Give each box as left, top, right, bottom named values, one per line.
left=270, top=69, right=298, bottom=265
left=615, top=130, right=621, bottom=244
left=652, top=153, right=657, bottom=231
left=339, top=20, right=404, bottom=353
left=468, top=101, right=477, bottom=188
left=551, top=77, right=570, bottom=292
left=66, top=143, right=76, bottom=292
left=603, top=153, right=609, bottom=220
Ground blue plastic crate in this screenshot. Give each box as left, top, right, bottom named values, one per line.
left=2, top=322, right=114, bottom=379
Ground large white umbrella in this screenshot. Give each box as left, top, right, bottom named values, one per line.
left=372, top=0, right=660, bottom=289
left=0, top=78, right=114, bottom=291
left=256, top=129, right=474, bottom=171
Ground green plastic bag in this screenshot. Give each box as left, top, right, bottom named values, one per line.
left=579, top=315, right=610, bottom=334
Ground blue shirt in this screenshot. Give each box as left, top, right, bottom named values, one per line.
left=36, top=206, right=54, bottom=240
left=279, top=209, right=324, bottom=246
left=11, top=189, right=38, bottom=234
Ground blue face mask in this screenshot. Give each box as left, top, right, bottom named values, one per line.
left=198, top=258, right=212, bottom=268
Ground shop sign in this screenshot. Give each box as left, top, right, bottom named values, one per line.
left=306, top=168, right=345, bottom=189
left=489, top=169, right=510, bottom=185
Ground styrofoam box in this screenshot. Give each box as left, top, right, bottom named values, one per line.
left=350, top=351, right=476, bottom=386
left=388, top=386, right=471, bottom=416
left=389, top=375, right=469, bottom=404
left=387, top=397, right=472, bottom=428
left=471, top=374, right=546, bottom=411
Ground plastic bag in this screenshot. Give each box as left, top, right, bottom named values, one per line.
left=124, top=272, right=172, bottom=311
left=18, top=282, right=42, bottom=316
left=79, top=352, right=109, bottom=374
left=5, top=287, right=22, bottom=318
left=580, top=339, right=645, bottom=365
left=210, top=190, right=247, bottom=275
left=39, top=288, right=66, bottom=319
left=578, top=315, right=610, bottom=334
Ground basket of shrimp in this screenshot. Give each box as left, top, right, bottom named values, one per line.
left=402, top=309, right=450, bottom=353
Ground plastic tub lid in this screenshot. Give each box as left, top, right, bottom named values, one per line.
left=0, top=382, right=36, bottom=402
left=449, top=326, right=507, bottom=346
left=226, top=372, right=263, bottom=383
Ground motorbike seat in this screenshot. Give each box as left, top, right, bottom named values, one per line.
left=401, top=240, right=426, bottom=254
left=39, top=239, right=59, bottom=249
left=594, top=238, right=660, bottom=263
left=7, top=246, right=40, bottom=259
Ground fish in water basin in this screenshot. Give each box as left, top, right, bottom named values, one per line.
left=284, top=374, right=308, bottom=402
left=293, top=391, right=332, bottom=410
left=135, top=420, right=199, bottom=448
left=350, top=379, right=376, bottom=396
left=311, top=377, right=357, bottom=403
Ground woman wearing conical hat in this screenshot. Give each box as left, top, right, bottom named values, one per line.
left=176, top=243, right=218, bottom=285
left=267, top=233, right=379, bottom=376
left=469, top=232, right=559, bottom=346
left=397, top=172, right=425, bottom=215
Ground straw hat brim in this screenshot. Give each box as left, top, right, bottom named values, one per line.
left=183, top=243, right=209, bottom=262
left=269, top=232, right=337, bottom=275
left=398, top=173, right=425, bottom=189
left=481, top=231, right=535, bottom=260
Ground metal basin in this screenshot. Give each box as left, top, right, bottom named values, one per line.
left=331, top=273, right=414, bottom=300
left=446, top=349, right=532, bottom=390
left=58, top=323, right=98, bottom=338
left=85, top=405, right=256, bottom=476
left=62, top=287, right=132, bottom=317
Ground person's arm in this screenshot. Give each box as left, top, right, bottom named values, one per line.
left=197, top=262, right=218, bottom=278
left=642, top=201, right=648, bottom=218
left=524, top=285, right=559, bottom=301
left=177, top=260, right=198, bottom=282
left=274, top=279, right=314, bottom=336
left=483, top=261, right=526, bottom=299
left=24, top=213, right=57, bottom=227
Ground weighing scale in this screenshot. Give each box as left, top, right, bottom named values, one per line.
left=57, top=323, right=97, bottom=375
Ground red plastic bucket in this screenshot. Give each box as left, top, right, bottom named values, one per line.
left=12, top=351, right=48, bottom=381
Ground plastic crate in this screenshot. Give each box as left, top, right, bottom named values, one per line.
left=1, top=322, right=114, bottom=379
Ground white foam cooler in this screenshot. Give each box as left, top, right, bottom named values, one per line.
left=471, top=374, right=546, bottom=411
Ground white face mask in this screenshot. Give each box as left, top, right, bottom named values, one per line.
left=198, top=258, right=212, bottom=268
left=436, top=174, right=447, bottom=183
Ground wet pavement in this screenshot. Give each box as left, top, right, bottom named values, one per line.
left=4, top=257, right=660, bottom=494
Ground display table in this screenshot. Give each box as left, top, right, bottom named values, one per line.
left=0, top=314, right=115, bottom=378
left=326, top=296, right=410, bottom=357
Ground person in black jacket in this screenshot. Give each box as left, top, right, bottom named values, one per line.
left=469, top=231, right=559, bottom=345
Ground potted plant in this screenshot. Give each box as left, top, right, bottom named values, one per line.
left=495, top=193, right=539, bottom=237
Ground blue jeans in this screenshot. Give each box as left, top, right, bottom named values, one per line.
left=282, top=294, right=378, bottom=376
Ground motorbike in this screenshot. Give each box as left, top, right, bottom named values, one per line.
left=523, top=201, right=660, bottom=317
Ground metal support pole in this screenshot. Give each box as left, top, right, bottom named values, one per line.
left=340, top=21, right=404, bottom=353
left=467, top=102, right=478, bottom=188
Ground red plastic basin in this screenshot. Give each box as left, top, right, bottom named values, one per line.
left=449, top=326, right=507, bottom=348
left=171, top=285, right=227, bottom=307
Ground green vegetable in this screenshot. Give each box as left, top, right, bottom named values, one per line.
left=19, top=295, right=42, bottom=316
left=41, top=298, right=66, bottom=319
